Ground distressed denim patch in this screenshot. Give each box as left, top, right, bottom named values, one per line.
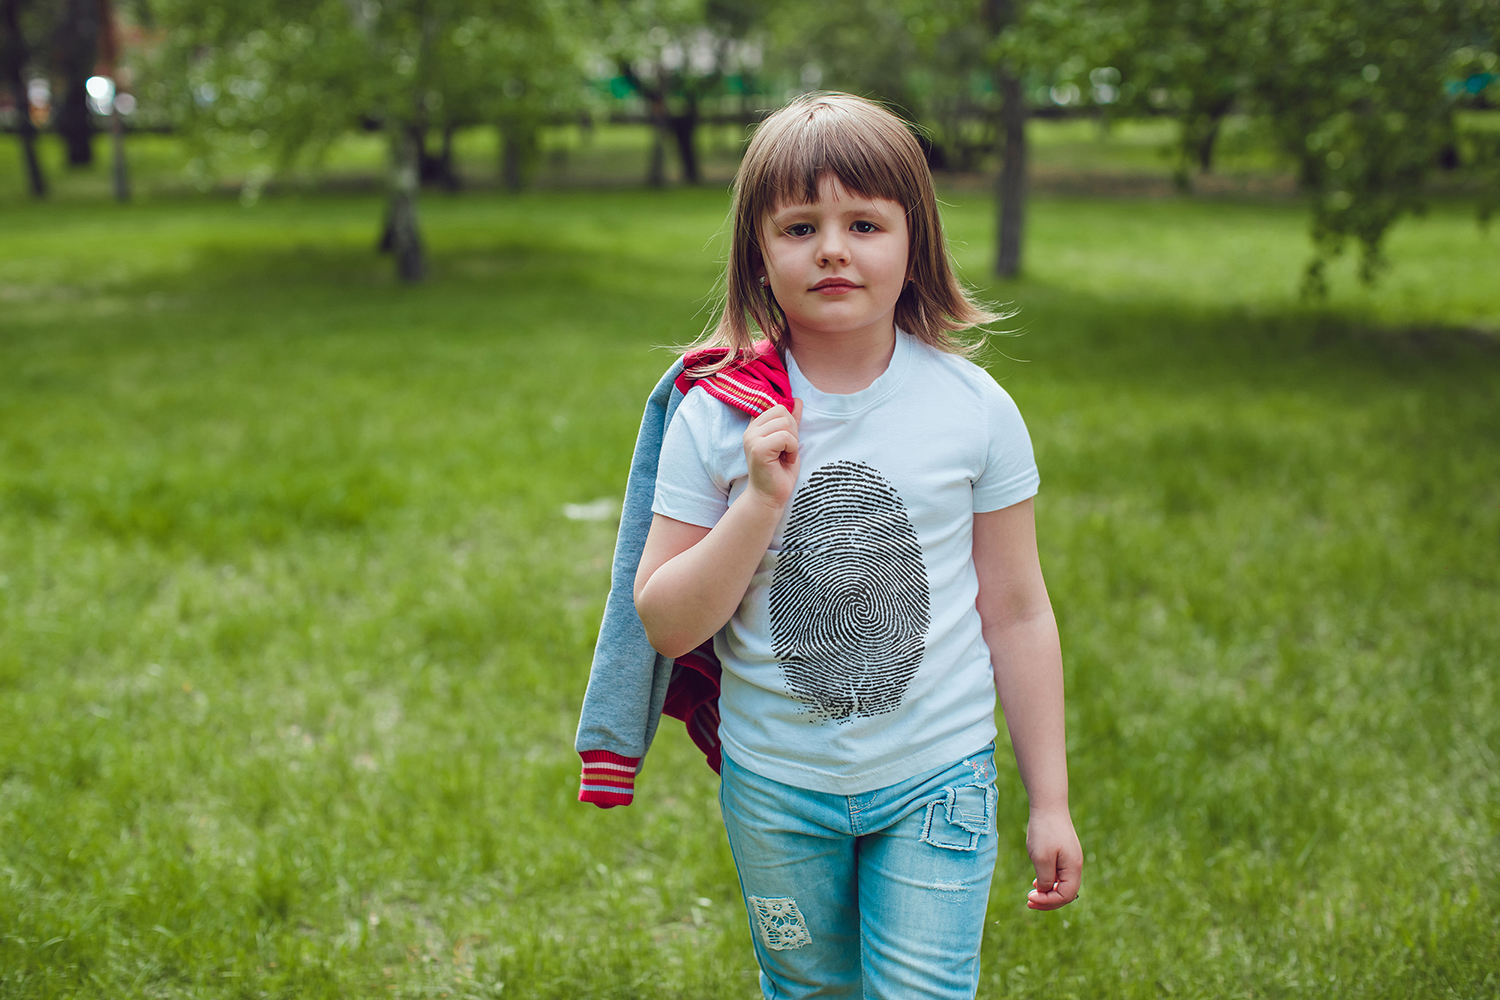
left=747, top=895, right=813, bottom=951
left=920, top=783, right=996, bottom=851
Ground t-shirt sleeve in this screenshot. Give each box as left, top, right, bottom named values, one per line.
left=971, top=378, right=1041, bottom=513
left=653, top=390, right=738, bottom=528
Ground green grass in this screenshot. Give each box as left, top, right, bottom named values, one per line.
left=0, top=120, right=757, bottom=203
left=1, top=186, right=1497, bottom=999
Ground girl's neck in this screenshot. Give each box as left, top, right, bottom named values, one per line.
left=786, top=325, right=898, bottom=395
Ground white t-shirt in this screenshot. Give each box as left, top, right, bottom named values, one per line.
left=653, top=331, right=1040, bottom=794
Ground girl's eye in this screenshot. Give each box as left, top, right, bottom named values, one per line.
left=786, top=223, right=814, bottom=237
left=851, top=220, right=879, bottom=233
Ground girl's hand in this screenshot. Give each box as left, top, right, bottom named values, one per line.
left=743, top=399, right=802, bottom=509
left=1025, top=808, right=1082, bottom=910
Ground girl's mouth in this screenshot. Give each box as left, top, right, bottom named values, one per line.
left=810, top=279, right=859, bottom=295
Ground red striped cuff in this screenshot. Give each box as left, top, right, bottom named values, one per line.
left=578, top=750, right=640, bottom=808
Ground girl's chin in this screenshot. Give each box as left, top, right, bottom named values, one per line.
left=784, top=318, right=899, bottom=340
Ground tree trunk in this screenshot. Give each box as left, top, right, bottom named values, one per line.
left=668, top=103, right=700, bottom=185
left=416, top=123, right=459, bottom=191
left=0, top=0, right=47, bottom=197
left=437, top=124, right=457, bottom=190
left=15, top=116, right=46, bottom=196
left=499, top=118, right=537, bottom=191
left=110, top=110, right=129, bottom=201
left=54, top=0, right=99, bottom=166
left=379, top=126, right=426, bottom=281
left=99, top=0, right=125, bottom=198
left=1196, top=114, right=1222, bottom=173
left=646, top=122, right=666, bottom=188
left=995, top=67, right=1027, bottom=278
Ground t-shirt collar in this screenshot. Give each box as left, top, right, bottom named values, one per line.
left=785, top=329, right=913, bottom=417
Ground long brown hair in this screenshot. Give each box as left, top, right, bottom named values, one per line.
left=689, top=92, right=998, bottom=376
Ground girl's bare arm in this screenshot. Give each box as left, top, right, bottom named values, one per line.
left=973, top=497, right=1082, bottom=910
left=634, top=401, right=802, bottom=658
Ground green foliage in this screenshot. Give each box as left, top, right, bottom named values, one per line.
left=1097, top=0, right=1500, bottom=294
left=148, top=0, right=581, bottom=178
left=762, top=0, right=995, bottom=169
left=1, top=189, right=1497, bottom=997
left=1247, top=0, right=1499, bottom=294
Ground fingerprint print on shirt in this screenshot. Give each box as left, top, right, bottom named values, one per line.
left=769, top=461, right=931, bottom=722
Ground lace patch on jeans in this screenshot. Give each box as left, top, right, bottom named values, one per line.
left=747, top=895, right=813, bottom=951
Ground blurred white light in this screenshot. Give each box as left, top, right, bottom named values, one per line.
left=1089, top=66, right=1121, bottom=86
left=801, top=63, right=823, bottom=88
left=1050, top=83, right=1080, bottom=106
left=1092, top=84, right=1118, bottom=104
left=562, top=498, right=619, bottom=522
left=114, top=92, right=137, bottom=115
left=687, top=31, right=716, bottom=75
left=86, top=75, right=115, bottom=115
left=736, top=40, right=763, bottom=71
left=27, top=77, right=50, bottom=105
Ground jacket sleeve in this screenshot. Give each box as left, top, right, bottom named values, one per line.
left=573, top=360, right=686, bottom=807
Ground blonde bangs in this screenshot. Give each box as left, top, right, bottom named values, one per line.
left=741, top=102, right=928, bottom=227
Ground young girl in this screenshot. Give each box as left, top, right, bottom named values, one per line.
left=628, top=92, right=1080, bottom=998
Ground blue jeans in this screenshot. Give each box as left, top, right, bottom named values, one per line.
left=719, top=746, right=999, bottom=1000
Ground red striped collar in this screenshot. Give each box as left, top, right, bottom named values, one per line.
left=675, top=340, right=794, bottom=417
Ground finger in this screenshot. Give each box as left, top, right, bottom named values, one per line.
left=1053, top=851, right=1082, bottom=903
left=753, top=430, right=798, bottom=463
left=748, top=409, right=798, bottom=437
left=1026, top=878, right=1068, bottom=910
left=748, top=404, right=790, bottom=429
left=776, top=429, right=799, bottom=465
left=1032, top=850, right=1059, bottom=896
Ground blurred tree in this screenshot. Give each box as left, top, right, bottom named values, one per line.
left=1245, top=0, right=1499, bottom=293
left=1110, top=0, right=1498, bottom=292
left=0, top=0, right=48, bottom=196
left=987, top=0, right=1132, bottom=276
left=1119, top=0, right=1257, bottom=184
left=985, top=0, right=1024, bottom=277
left=599, top=0, right=768, bottom=185
left=97, top=0, right=132, bottom=201
left=766, top=0, right=992, bottom=170
left=154, top=0, right=580, bottom=281
left=52, top=0, right=101, bottom=165
left=421, top=2, right=581, bottom=192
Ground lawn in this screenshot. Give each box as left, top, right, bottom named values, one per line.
left=0, top=185, right=1497, bottom=999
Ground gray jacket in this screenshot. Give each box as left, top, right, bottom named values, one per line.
left=573, top=359, right=689, bottom=769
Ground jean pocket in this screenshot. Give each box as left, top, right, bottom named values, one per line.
left=920, top=783, right=996, bottom=852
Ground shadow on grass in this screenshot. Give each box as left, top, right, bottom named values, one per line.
left=990, top=280, right=1500, bottom=378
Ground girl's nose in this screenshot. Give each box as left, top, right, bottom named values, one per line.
left=816, top=230, right=850, bottom=266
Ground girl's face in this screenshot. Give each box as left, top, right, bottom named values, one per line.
left=758, top=175, right=909, bottom=347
